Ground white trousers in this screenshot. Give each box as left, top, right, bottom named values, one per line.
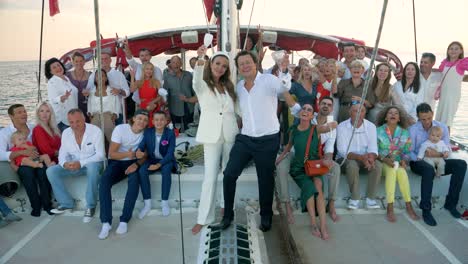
left=196, top=139, right=233, bottom=225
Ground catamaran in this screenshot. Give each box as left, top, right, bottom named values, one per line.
left=1, top=0, right=467, bottom=263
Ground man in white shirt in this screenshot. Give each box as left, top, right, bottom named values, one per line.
left=336, top=103, right=382, bottom=210
left=123, top=38, right=163, bottom=82
left=221, top=50, right=300, bottom=232
left=311, top=96, right=341, bottom=221
left=87, top=52, right=130, bottom=124
left=47, top=109, right=104, bottom=223
left=340, top=43, right=356, bottom=80
left=0, top=104, right=36, bottom=197
left=419, top=53, right=441, bottom=110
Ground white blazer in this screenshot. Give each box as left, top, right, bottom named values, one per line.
left=192, top=65, right=239, bottom=144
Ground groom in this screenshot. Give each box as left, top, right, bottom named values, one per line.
left=221, top=50, right=299, bottom=232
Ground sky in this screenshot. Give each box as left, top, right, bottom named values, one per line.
left=0, top=0, right=467, bottom=62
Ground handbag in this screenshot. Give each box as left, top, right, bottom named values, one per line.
left=303, top=125, right=329, bottom=177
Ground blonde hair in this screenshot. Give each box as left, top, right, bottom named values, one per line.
left=297, top=63, right=318, bottom=84
left=428, top=126, right=442, bottom=136
left=350, top=60, right=365, bottom=69
left=11, top=131, right=27, bottom=145
left=135, top=62, right=160, bottom=89
left=36, top=101, right=61, bottom=137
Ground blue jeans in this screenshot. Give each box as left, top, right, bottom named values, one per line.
left=99, top=160, right=140, bottom=224
left=46, top=162, right=103, bottom=209
left=0, top=197, right=12, bottom=216
left=138, top=159, right=172, bottom=200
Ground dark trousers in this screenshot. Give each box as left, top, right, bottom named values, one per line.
left=223, top=133, right=280, bottom=219
left=17, top=166, right=52, bottom=212
left=138, top=158, right=172, bottom=200
left=99, top=160, right=140, bottom=224
left=410, top=159, right=466, bottom=210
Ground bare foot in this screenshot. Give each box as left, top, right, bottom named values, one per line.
left=286, top=203, right=295, bottom=224
left=386, top=211, right=397, bottom=223
left=320, top=225, right=330, bottom=241
left=311, top=225, right=321, bottom=238
left=328, top=205, right=340, bottom=222
left=406, top=204, right=420, bottom=221
left=191, top=224, right=203, bottom=235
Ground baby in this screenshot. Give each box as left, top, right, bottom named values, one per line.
left=10, top=131, right=54, bottom=168
left=417, top=126, right=450, bottom=177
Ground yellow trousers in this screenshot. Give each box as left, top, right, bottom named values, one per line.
left=382, top=164, right=412, bottom=204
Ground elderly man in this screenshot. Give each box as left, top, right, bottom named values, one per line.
left=164, top=55, right=194, bottom=132
left=409, top=103, right=466, bottom=226
left=47, top=109, right=104, bottom=223
left=311, top=96, right=341, bottom=221
left=86, top=52, right=130, bottom=124
left=221, top=50, right=300, bottom=232
left=336, top=103, right=382, bottom=210
left=0, top=104, right=36, bottom=197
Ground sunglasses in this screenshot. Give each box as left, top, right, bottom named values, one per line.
left=301, top=107, right=313, bottom=112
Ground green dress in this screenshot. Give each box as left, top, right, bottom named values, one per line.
left=289, top=124, right=323, bottom=211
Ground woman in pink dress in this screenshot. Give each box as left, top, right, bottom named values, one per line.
left=435, top=41, right=468, bottom=131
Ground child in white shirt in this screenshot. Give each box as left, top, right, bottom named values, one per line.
left=417, top=126, right=450, bottom=177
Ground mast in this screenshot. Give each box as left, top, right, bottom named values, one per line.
left=220, top=0, right=238, bottom=82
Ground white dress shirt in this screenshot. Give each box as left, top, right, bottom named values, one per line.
left=336, top=118, right=378, bottom=159
left=311, top=115, right=336, bottom=155
left=0, top=123, right=35, bottom=161
left=58, top=123, right=105, bottom=167
left=393, top=81, right=425, bottom=121
left=47, top=75, right=79, bottom=126
left=419, top=72, right=441, bottom=110
left=87, top=69, right=130, bottom=115
left=236, top=72, right=290, bottom=137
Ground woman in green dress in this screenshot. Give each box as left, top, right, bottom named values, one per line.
left=276, top=103, right=330, bottom=240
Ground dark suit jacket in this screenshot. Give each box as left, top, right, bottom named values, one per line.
left=138, top=127, right=177, bottom=169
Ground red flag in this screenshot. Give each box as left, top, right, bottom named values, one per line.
left=49, top=0, right=60, bottom=17
left=204, top=0, right=215, bottom=22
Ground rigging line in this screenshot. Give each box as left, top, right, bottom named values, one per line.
left=412, top=0, right=418, bottom=62
left=339, top=0, right=389, bottom=167
left=93, top=0, right=106, bottom=170
left=242, top=0, right=256, bottom=50
left=37, top=0, right=45, bottom=103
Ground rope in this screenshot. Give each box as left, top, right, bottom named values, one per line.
left=175, top=144, right=204, bottom=174
left=339, top=0, right=389, bottom=167
left=242, top=0, right=256, bottom=50
left=412, top=0, right=419, bottom=62
left=37, top=0, right=45, bottom=103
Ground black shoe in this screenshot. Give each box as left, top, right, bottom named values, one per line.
left=422, top=210, right=437, bottom=226
left=259, top=216, right=272, bottom=232
left=45, top=209, right=55, bottom=216
left=30, top=209, right=41, bottom=217
left=220, top=217, right=233, bottom=230
left=444, top=206, right=461, bottom=218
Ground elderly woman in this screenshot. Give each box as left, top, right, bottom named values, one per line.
left=276, top=104, right=330, bottom=240
left=130, top=62, right=163, bottom=127
left=376, top=106, right=419, bottom=222
left=87, top=69, right=120, bottom=145
left=98, top=109, right=149, bottom=239
left=334, top=60, right=375, bottom=122
left=66, top=52, right=91, bottom=121
left=393, top=62, right=423, bottom=124
left=45, top=57, right=79, bottom=132
left=18, top=102, right=60, bottom=216
left=367, top=63, right=401, bottom=123
left=191, top=46, right=239, bottom=235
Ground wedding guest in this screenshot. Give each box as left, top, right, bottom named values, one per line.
left=409, top=103, right=466, bottom=226
left=221, top=50, right=300, bottom=232
left=137, top=111, right=177, bottom=219
left=45, top=57, right=78, bottom=132
left=336, top=103, right=382, bottom=210
left=419, top=53, right=441, bottom=110
left=393, top=62, right=423, bottom=123
left=66, top=52, right=91, bottom=121
left=191, top=46, right=239, bottom=235
left=47, top=109, right=104, bottom=223
left=98, top=110, right=149, bottom=239
left=376, top=106, right=419, bottom=222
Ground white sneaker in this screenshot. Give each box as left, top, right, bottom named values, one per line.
left=83, top=208, right=95, bottom=223
left=98, top=223, right=112, bottom=240
left=116, top=222, right=128, bottom=235
left=161, top=200, right=170, bottom=217
left=366, top=198, right=380, bottom=209
left=348, top=199, right=360, bottom=210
